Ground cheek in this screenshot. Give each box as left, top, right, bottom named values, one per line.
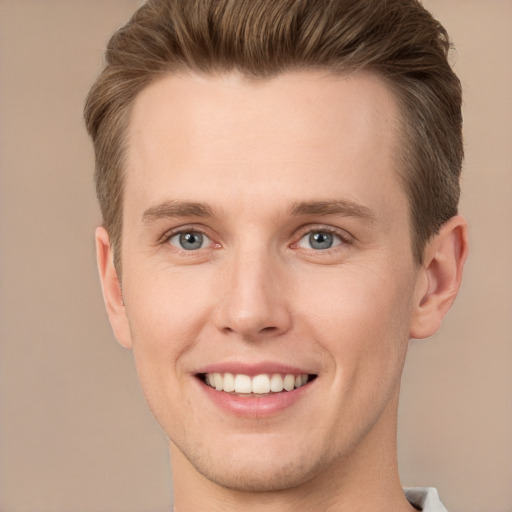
left=122, top=267, right=216, bottom=390
left=124, top=265, right=213, bottom=340
left=303, top=267, right=415, bottom=439
left=122, top=268, right=216, bottom=429
left=298, top=264, right=415, bottom=378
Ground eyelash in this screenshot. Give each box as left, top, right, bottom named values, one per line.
left=160, top=226, right=216, bottom=250
left=159, top=225, right=353, bottom=252
left=292, top=225, right=353, bottom=251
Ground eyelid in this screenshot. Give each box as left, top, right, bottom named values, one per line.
left=168, top=231, right=211, bottom=250
left=291, top=224, right=354, bottom=248
left=157, top=223, right=353, bottom=252
left=159, top=224, right=220, bottom=248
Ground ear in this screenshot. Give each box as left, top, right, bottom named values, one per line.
left=409, top=215, right=468, bottom=339
left=95, top=226, right=133, bottom=349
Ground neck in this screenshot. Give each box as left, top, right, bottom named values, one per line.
left=170, top=391, right=416, bottom=512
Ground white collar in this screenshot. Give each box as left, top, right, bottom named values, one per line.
left=404, top=487, right=448, bottom=512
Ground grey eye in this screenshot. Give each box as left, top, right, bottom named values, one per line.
left=297, top=231, right=342, bottom=250
left=169, top=231, right=209, bottom=250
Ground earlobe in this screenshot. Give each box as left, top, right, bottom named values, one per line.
left=409, top=215, right=468, bottom=340
left=95, top=227, right=133, bottom=349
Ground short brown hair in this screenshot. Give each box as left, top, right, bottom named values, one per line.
left=84, top=0, right=463, bottom=267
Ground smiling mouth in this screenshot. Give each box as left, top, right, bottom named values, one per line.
left=198, top=372, right=317, bottom=395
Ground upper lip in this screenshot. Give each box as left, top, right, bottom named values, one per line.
left=195, top=361, right=315, bottom=377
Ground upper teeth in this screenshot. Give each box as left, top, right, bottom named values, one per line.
left=204, top=373, right=309, bottom=394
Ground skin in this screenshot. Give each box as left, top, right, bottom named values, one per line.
left=96, top=71, right=468, bottom=511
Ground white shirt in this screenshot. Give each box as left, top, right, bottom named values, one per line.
left=405, top=487, right=448, bottom=512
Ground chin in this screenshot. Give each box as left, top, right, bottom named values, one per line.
left=178, top=437, right=333, bottom=493
left=195, top=459, right=325, bottom=493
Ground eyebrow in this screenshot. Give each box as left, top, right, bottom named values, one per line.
left=141, top=199, right=377, bottom=224
left=142, top=200, right=216, bottom=223
left=289, top=200, right=377, bottom=223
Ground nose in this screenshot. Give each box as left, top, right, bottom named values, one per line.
left=213, top=245, right=292, bottom=340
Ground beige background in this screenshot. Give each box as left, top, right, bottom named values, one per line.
left=0, top=1, right=510, bottom=511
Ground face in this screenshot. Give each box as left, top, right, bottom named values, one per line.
left=106, top=71, right=426, bottom=491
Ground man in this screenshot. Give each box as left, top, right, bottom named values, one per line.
left=84, top=0, right=468, bottom=510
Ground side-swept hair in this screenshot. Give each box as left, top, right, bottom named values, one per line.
left=84, top=0, right=463, bottom=267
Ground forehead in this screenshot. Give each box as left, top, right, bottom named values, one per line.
left=124, top=70, right=406, bottom=223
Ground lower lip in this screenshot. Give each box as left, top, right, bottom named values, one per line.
left=197, top=378, right=313, bottom=418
